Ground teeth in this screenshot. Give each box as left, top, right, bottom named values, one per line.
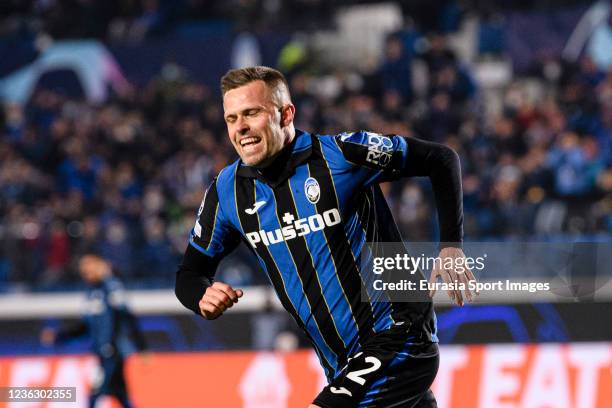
left=240, top=137, right=260, bottom=146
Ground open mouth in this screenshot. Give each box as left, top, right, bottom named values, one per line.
left=239, top=136, right=261, bottom=148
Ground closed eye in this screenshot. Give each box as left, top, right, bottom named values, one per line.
left=224, top=108, right=263, bottom=124
left=244, top=108, right=262, bottom=117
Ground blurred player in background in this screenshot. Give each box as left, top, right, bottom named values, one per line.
left=41, top=252, right=147, bottom=408
left=176, top=66, right=477, bottom=407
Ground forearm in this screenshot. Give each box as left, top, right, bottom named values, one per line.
left=55, top=321, right=88, bottom=342
left=175, top=244, right=217, bottom=315
left=402, top=137, right=463, bottom=246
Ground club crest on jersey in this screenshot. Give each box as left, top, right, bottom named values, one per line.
left=304, top=177, right=320, bottom=204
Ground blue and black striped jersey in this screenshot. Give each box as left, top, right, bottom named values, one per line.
left=186, top=129, right=446, bottom=379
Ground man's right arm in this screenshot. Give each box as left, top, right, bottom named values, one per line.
left=175, top=244, right=242, bottom=319
left=40, top=321, right=88, bottom=347
left=175, top=178, right=242, bottom=318
left=175, top=244, right=217, bottom=315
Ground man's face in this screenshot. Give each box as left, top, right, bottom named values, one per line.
left=78, top=255, right=106, bottom=285
left=223, top=80, right=288, bottom=167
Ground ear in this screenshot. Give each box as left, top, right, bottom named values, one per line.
left=280, top=104, right=296, bottom=127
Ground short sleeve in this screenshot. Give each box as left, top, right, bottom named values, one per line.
left=189, top=179, right=241, bottom=259
left=334, top=131, right=409, bottom=185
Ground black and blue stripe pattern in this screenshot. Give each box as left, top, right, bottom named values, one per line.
left=189, top=129, right=437, bottom=380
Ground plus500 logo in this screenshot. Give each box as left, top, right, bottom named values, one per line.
left=246, top=208, right=341, bottom=248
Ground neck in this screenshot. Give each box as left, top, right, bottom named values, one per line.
left=254, top=127, right=296, bottom=169
left=255, top=132, right=297, bottom=174
left=281, top=126, right=296, bottom=150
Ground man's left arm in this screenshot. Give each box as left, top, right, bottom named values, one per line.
left=402, top=136, right=463, bottom=246
left=401, top=136, right=477, bottom=305
left=334, top=131, right=478, bottom=304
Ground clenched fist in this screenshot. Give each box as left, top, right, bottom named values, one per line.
left=199, top=282, right=243, bottom=319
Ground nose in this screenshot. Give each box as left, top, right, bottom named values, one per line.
left=236, top=116, right=250, bottom=136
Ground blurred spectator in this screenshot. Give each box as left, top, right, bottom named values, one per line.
left=99, top=220, right=134, bottom=278
left=547, top=132, right=603, bottom=197
left=137, top=217, right=175, bottom=282
left=42, top=220, right=70, bottom=286
left=379, top=35, right=413, bottom=103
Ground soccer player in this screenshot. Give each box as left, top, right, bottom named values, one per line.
left=175, top=66, right=476, bottom=407
left=41, top=252, right=147, bottom=408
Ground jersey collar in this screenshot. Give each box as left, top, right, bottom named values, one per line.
left=236, top=129, right=313, bottom=188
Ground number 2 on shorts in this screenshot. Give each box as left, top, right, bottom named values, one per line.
left=330, top=354, right=382, bottom=396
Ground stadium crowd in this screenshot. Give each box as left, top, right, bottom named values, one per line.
left=0, top=20, right=611, bottom=291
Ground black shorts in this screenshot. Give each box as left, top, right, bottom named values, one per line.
left=313, top=326, right=439, bottom=408
left=93, top=355, right=129, bottom=398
